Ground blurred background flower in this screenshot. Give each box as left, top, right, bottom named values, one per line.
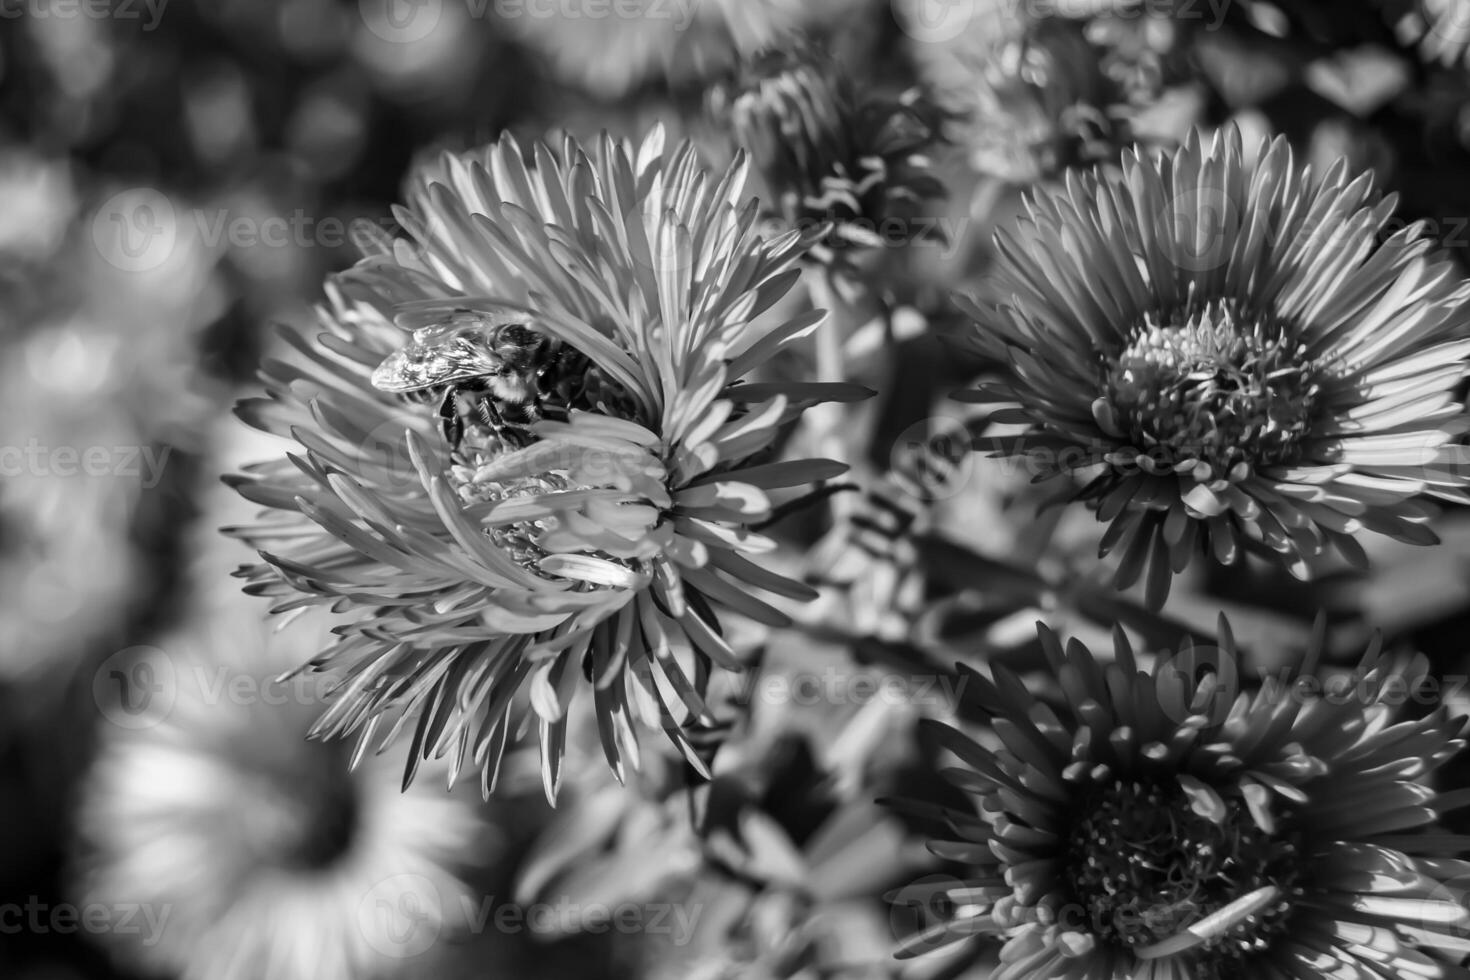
left=73, top=597, right=487, bottom=980
left=708, top=36, right=948, bottom=265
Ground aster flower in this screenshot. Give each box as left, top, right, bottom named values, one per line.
left=229, top=126, right=859, bottom=800
left=707, top=37, right=947, bottom=265
left=961, top=128, right=1470, bottom=609
left=74, top=608, right=481, bottom=980
left=900, top=617, right=1470, bottom=978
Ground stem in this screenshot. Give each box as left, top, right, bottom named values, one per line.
left=808, top=264, right=862, bottom=521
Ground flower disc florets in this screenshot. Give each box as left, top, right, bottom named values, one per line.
left=1066, top=778, right=1300, bottom=960
left=1100, top=299, right=1322, bottom=482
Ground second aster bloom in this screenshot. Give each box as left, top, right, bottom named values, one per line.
left=707, top=38, right=947, bottom=264
left=902, top=620, right=1470, bottom=978
left=963, top=128, right=1470, bottom=608
left=229, top=128, right=858, bottom=800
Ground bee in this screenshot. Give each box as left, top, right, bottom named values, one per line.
left=371, top=310, right=575, bottom=451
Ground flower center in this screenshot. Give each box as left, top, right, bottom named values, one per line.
left=1101, top=300, right=1320, bottom=482
left=1065, top=779, right=1299, bottom=967
left=452, top=454, right=573, bottom=568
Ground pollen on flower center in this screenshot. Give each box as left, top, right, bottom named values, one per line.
left=447, top=402, right=666, bottom=586
left=452, top=449, right=573, bottom=569
left=1065, top=779, right=1300, bottom=967
left=1100, top=299, right=1321, bottom=482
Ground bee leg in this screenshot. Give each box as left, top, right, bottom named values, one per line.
left=476, top=397, right=498, bottom=431
left=438, top=389, right=463, bottom=447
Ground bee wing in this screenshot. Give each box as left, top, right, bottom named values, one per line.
left=399, top=306, right=527, bottom=335
left=371, top=339, right=507, bottom=392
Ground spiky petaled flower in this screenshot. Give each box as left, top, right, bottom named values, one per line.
left=74, top=610, right=480, bottom=980
left=957, top=18, right=1125, bottom=184
left=229, top=127, right=859, bottom=801
left=961, top=128, right=1470, bottom=609
left=901, top=618, right=1470, bottom=978
left=707, top=38, right=947, bottom=265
